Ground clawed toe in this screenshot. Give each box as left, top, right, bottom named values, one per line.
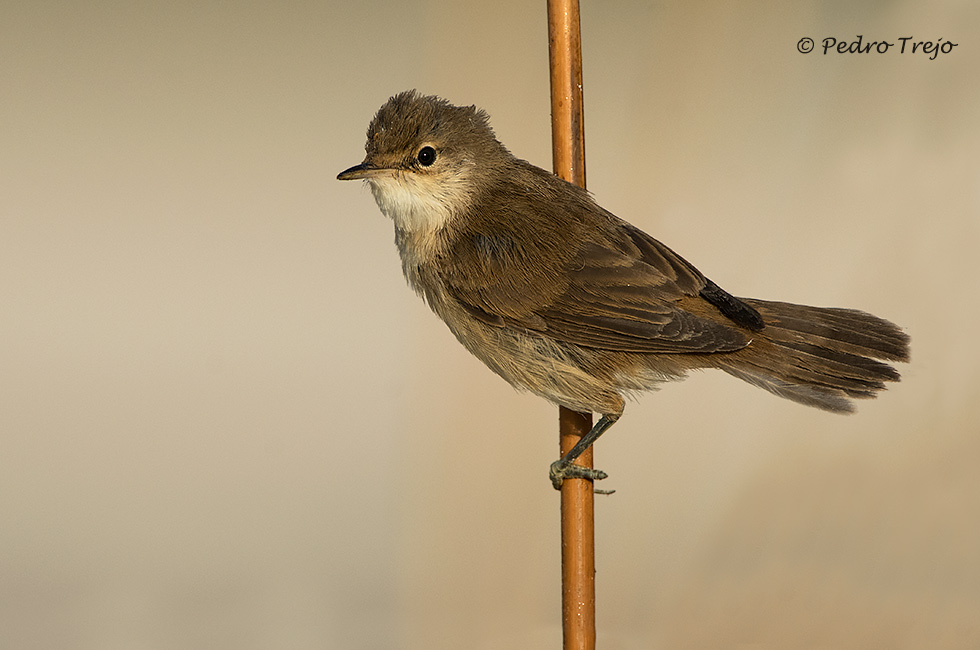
left=549, top=459, right=608, bottom=490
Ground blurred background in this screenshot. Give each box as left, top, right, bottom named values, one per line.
left=2, top=1, right=978, bottom=648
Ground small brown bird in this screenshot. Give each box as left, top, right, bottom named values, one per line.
left=338, top=90, right=910, bottom=489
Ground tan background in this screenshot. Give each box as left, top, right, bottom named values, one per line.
left=2, top=1, right=978, bottom=648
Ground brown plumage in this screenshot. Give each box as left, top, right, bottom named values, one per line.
left=338, top=90, right=910, bottom=487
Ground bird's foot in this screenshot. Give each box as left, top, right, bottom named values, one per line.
left=549, top=459, right=609, bottom=491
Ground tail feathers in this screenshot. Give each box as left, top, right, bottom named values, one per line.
left=718, top=299, right=910, bottom=413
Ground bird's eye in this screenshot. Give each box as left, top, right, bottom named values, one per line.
left=417, top=146, right=437, bottom=167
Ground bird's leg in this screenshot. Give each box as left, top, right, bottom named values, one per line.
left=549, top=413, right=619, bottom=490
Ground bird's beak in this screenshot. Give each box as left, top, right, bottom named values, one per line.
left=337, top=161, right=388, bottom=181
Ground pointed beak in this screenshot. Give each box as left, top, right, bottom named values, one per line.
left=337, top=161, right=388, bottom=181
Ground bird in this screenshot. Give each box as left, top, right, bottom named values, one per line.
left=338, top=90, right=910, bottom=489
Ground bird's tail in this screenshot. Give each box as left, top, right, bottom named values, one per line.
left=715, top=299, right=910, bottom=413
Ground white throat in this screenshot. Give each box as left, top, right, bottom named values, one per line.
left=367, top=169, right=470, bottom=234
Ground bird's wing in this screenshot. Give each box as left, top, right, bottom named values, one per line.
left=444, top=222, right=754, bottom=354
